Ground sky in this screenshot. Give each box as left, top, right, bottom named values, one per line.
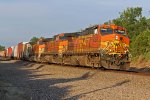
left=0, top=0, right=149, bottom=47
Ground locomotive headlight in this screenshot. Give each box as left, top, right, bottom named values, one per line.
left=115, top=36, right=118, bottom=40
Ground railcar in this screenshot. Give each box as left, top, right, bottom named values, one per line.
left=17, top=42, right=28, bottom=59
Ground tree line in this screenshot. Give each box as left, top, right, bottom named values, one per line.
left=0, top=45, right=5, bottom=51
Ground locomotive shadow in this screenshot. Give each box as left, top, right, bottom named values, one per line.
left=0, top=60, right=95, bottom=100
left=66, top=79, right=131, bottom=100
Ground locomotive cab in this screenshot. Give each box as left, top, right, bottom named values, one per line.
left=100, top=24, right=129, bottom=55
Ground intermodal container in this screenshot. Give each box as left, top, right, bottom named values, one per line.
left=0, top=51, right=5, bottom=57
left=17, top=42, right=28, bottom=59
left=23, top=43, right=32, bottom=58
left=7, top=47, right=13, bottom=58
left=12, top=46, right=18, bottom=59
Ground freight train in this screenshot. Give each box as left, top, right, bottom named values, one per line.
left=4, top=24, right=130, bottom=70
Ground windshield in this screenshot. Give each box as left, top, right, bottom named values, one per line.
left=59, top=36, right=67, bottom=40
left=100, top=28, right=113, bottom=35
left=114, top=29, right=126, bottom=34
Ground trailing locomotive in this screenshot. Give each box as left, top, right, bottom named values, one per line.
left=5, top=24, right=130, bottom=70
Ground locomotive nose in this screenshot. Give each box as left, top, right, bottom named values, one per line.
left=113, top=37, right=127, bottom=54
left=115, top=35, right=119, bottom=40
left=115, top=35, right=123, bottom=41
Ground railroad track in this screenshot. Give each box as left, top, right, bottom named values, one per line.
left=26, top=60, right=150, bottom=77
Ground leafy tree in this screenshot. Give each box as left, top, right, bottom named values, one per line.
left=112, top=7, right=150, bottom=39
left=0, top=45, right=5, bottom=51
left=29, top=37, right=39, bottom=45
left=29, top=37, right=45, bottom=45
left=130, top=30, right=150, bottom=59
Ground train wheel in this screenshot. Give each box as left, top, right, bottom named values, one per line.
left=63, top=55, right=72, bottom=65
left=70, top=56, right=80, bottom=66
left=119, top=62, right=130, bottom=71
left=80, top=56, right=86, bottom=66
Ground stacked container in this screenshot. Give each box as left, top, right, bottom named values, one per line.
left=7, top=47, right=13, bottom=58
left=12, top=45, right=18, bottom=59
left=23, top=43, right=32, bottom=59
left=17, top=42, right=28, bottom=59
left=0, top=51, right=5, bottom=57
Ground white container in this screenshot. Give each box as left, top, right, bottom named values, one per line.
left=11, top=46, right=15, bottom=57
left=13, top=46, right=18, bottom=58
left=23, top=43, right=32, bottom=59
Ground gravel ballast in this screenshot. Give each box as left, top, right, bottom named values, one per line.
left=0, top=60, right=150, bottom=100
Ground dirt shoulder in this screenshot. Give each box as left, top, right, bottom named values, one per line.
left=130, top=57, right=150, bottom=72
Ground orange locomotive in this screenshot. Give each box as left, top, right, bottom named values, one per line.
left=33, top=24, right=130, bottom=70
left=62, top=24, right=130, bottom=70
